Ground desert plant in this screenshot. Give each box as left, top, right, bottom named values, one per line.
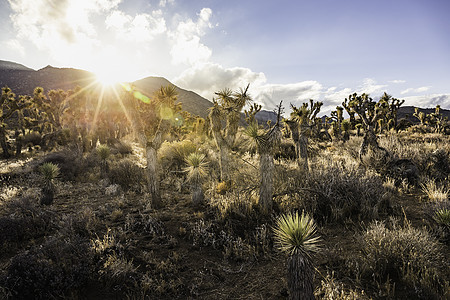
left=108, top=159, right=145, bottom=191
left=209, top=85, right=252, bottom=182
left=245, top=103, right=282, bottom=212
left=39, top=162, right=60, bottom=205
left=184, top=152, right=208, bottom=205
left=273, top=211, right=320, bottom=300
left=421, top=179, right=448, bottom=202
left=97, top=144, right=110, bottom=178
left=433, top=208, right=450, bottom=227
left=286, top=100, right=323, bottom=172
left=359, top=221, right=448, bottom=298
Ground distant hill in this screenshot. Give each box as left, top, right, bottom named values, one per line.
left=0, top=60, right=278, bottom=122
left=397, top=106, right=450, bottom=123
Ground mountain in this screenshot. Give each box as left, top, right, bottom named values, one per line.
left=0, top=60, right=277, bottom=122
left=0, top=60, right=212, bottom=118
left=0, top=60, right=34, bottom=71
left=133, top=76, right=213, bottom=118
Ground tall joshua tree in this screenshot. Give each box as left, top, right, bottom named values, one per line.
left=0, top=87, right=32, bottom=158
left=209, top=84, right=252, bottom=182
left=381, top=92, right=404, bottom=131
left=286, top=100, right=322, bottom=172
left=124, top=84, right=180, bottom=208
left=274, top=211, right=321, bottom=300
left=343, top=93, right=389, bottom=162
left=245, top=103, right=282, bottom=213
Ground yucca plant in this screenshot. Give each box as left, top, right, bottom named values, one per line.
left=184, top=152, right=208, bottom=205
left=274, top=211, right=320, bottom=300
left=39, top=162, right=60, bottom=205
left=433, top=209, right=450, bottom=227
left=97, top=144, right=110, bottom=178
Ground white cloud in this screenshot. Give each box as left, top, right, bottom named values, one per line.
left=359, top=78, right=387, bottom=94
left=105, top=9, right=166, bottom=41
left=389, top=79, right=406, bottom=84
left=403, top=94, right=450, bottom=108
left=175, top=62, right=352, bottom=115
left=400, top=86, right=431, bottom=95
left=6, top=39, right=25, bottom=56
left=169, top=8, right=213, bottom=65
left=159, top=0, right=174, bottom=7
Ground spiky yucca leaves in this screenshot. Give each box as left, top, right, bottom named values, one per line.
left=39, top=162, right=60, bottom=205
left=274, top=211, right=320, bottom=257
left=274, top=211, right=320, bottom=300
left=97, top=144, right=110, bottom=178
left=433, top=209, right=450, bottom=227
left=184, top=152, right=208, bottom=205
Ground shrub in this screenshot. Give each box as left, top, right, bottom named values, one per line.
left=358, top=221, right=449, bottom=298
left=108, top=159, right=145, bottom=191
left=275, top=162, right=390, bottom=224
left=159, top=139, right=197, bottom=173
left=0, top=197, right=55, bottom=250
left=42, top=149, right=88, bottom=181
left=2, top=235, right=93, bottom=299
left=421, top=179, right=449, bottom=202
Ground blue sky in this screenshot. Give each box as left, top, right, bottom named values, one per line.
left=1, top=0, right=449, bottom=114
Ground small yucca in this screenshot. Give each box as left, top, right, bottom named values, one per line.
left=184, top=152, right=208, bottom=183
left=273, top=211, right=321, bottom=257
left=39, top=162, right=59, bottom=205
left=433, top=209, right=450, bottom=227
left=97, top=144, right=111, bottom=160
left=39, top=162, right=60, bottom=182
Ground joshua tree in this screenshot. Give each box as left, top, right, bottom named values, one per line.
left=342, top=93, right=389, bottom=162
left=123, top=84, right=180, bottom=208
left=413, top=107, right=427, bottom=125
left=0, top=87, right=32, bottom=158
left=329, top=106, right=344, bottom=140
left=341, top=119, right=351, bottom=142
left=184, top=152, right=208, bottom=206
left=209, top=85, right=252, bottom=182
left=286, top=100, right=322, bottom=172
left=245, top=103, right=282, bottom=213
left=39, top=162, right=60, bottom=205
left=381, top=92, right=404, bottom=131
left=97, top=144, right=110, bottom=179
left=273, top=211, right=320, bottom=300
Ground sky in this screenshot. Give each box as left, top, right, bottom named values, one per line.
left=1, top=0, right=450, bottom=115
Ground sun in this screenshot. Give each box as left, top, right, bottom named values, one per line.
left=95, top=69, right=125, bottom=87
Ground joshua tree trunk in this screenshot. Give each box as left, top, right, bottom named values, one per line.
left=0, top=128, right=10, bottom=158
left=298, top=132, right=309, bottom=172
left=359, top=127, right=379, bottom=161
left=146, top=145, right=162, bottom=208
left=259, top=152, right=274, bottom=212
left=191, top=183, right=204, bottom=206
left=287, top=252, right=314, bottom=300
left=40, top=183, right=55, bottom=205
